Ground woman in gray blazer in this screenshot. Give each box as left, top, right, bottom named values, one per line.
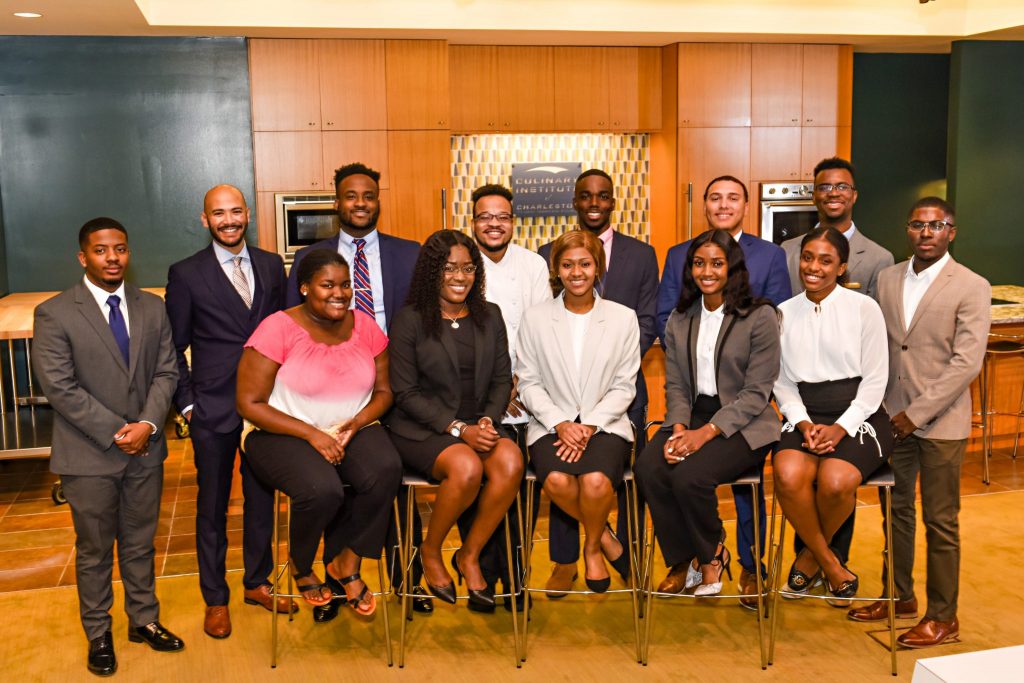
left=517, top=230, right=641, bottom=593
left=636, top=230, right=781, bottom=597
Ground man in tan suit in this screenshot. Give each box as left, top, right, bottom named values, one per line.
left=848, top=197, right=990, bottom=649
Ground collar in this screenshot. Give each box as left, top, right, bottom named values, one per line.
left=339, top=229, right=380, bottom=248
left=814, top=221, right=857, bottom=240
left=906, top=250, right=951, bottom=281
left=701, top=297, right=725, bottom=319
left=729, top=228, right=743, bottom=242
left=596, top=228, right=614, bottom=248
left=212, top=240, right=250, bottom=265
left=83, top=274, right=126, bottom=307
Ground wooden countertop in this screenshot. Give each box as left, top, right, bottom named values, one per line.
left=0, top=288, right=165, bottom=340
left=991, top=285, right=1024, bottom=325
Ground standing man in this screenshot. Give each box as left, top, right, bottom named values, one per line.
left=286, top=162, right=427, bottom=616
left=849, top=197, right=989, bottom=648
left=34, top=218, right=182, bottom=676
left=538, top=169, right=659, bottom=595
left=165, top=185, right=291, bottom=639
left=471, top=183, right=551, bottom=608
left=654, top=175, right=790, bottom=608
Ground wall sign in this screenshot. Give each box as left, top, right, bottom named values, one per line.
left=510, top=162, right=582, bottom=218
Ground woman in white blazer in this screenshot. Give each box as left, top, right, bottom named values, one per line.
left=517, top=230, right=641, bottom=593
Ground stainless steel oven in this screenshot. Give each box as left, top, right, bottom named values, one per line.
left=759, top=182, right=818, bottom=245
left=275, top=192, right=340, bottom=264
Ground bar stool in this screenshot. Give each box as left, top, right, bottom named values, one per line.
left=977, top=332, right=1024, bottom=484
left=394, top=472, right=524, bottom=668
left=765, top=464, right=898, bottom=676
left=269, top=488, right=394, bottom=668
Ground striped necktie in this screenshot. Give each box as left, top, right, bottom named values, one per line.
left=231, top=256, right=252, bottom=309
left=352, top=238, right=374, bottom=317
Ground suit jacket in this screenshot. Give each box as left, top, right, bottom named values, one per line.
left=165, top=244, right=286, bottom=434
left=783, top=228, right=894, bottom=301
left=285, top=231, right=421, bottom=326
left=385, top=302, right=512, bottom=441
left=662, top=302, right=781, bottom=450
left=32, top=280, right=178, bottom=476
left=539, top=230, right=657, bottom=414
left=516, top=296, right=640, bottom=446
left=877, top=257, right=990, bottom=440
left=656, top=231, right=791, bottom=342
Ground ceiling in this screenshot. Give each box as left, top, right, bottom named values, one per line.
left=1, top=0, right=1022, bottom=53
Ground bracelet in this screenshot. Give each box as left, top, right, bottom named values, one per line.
left=706, top=422, right=721, bottom=437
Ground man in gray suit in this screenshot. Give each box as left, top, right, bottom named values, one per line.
left=33, top=218, right=183, bottom=677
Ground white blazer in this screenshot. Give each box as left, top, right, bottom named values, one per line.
left=516, top=294, right=640, bottom=446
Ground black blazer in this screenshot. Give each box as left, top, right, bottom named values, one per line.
left=385, top=302, right=512, bottom=441
left=539, top=230, right=659, bottom=414
left=165, top=244, right=286, bottom=433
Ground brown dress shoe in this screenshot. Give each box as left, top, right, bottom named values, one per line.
left=897, top=617, right=960, bottom=649
left=204, top=605, right=231, bottom=639
left=545, top=563, right=578, bottom=599
left=656, top=563, right=689, bottom=594
left=244, top=584, right=299, bottom=614
left=847, top=596, right=918, bottom=622
left=738, top=568, right=761, bottom=611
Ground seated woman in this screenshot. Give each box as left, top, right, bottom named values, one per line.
left=237, top=249, right=401, bottom=618
left=385, top=230, right=524, bottom=611
left=636, top=229, right=781, bottom=597
left=516, top=230, right=640, bottom=593
left=773, top=227, right=892, bottom=600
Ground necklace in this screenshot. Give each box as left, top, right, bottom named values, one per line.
left=441, top=304, right=467, bottom=329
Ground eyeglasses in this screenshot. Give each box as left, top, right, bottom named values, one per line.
left=443, top=264, right=478, bottom=275
left=907, top=220, right=954, bottom=232
left=814, top=183, right=856, bottom=193
left=473, top=213, right=513, bottom=224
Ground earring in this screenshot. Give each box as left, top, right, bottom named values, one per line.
left=301, top=288, right=308, bottom=296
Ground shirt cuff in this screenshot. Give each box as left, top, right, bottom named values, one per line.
left=181, top=405, right=194, bottom=417
left=139, top=420, right=159, bottom=436
left=835, top=407, right=867, bottom=438
left=780, top=404, right=811, bottom=428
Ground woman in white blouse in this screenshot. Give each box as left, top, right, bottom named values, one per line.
left=516, top=230, right=641, bottom=593
left=773, top=226, right=893, bottom=600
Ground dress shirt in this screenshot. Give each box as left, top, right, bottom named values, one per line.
left=774, top=284, right=888, bottom=436
left=566, top=305, right=593, bottom=377
left=903, top=251, right=951, bottom=325
left=597, top=227, right=614, bottom=270
left=336, top=229, right=387, bottom=332
left=695, top=299, right=725, bottom=397
left=813, top=221, right=857, bottom=242
left=83, top=275, right=130, bottom=333
left=212, top=241, right=255, bottom=303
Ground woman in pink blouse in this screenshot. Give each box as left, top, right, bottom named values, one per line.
left=237, top=249, right=401, bottom=619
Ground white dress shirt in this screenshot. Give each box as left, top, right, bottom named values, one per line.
left=212, top=241, right=255, bottom=303
left=83, top=275, right=130, bottom=333
left=336, top=229, right=387, bottom=332
left=566, top=305, right=593, bottom=378
left=774, top=285, right=888, bottom=436
left=902, top=251, right=950, bottom=326
left=695, top=299, right=725, bottom=397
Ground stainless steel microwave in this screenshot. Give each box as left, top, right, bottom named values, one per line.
left=759, top=182, right=818, bottom=245
left=275, top=192, right=339, bottom=264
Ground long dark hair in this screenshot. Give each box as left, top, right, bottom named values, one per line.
left=407, top=230, right=488, bottom=338
left=675, top=230, right=772, bottom=317
left=800, top=226, right=850, bottom=286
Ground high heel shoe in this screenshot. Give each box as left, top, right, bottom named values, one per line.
left=452, top=550, right=495, bottom=611
left=601, top=523, right=631, bottom=581
left=584, top=552, right=612, bottom=593
left=423, top=556, right=457, bottom=605
left=693, top=546, right=732, bottom=597
left=827, top=565, right=859, bottom=600
left=684, top=559, right=703, bottom=590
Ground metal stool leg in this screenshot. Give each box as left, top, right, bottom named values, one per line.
left=504, top=509, right=522, bottom=667
left=884, top=485, right=897, bottom=676
left=520, top=478, right=535, bottom=662
left=377, top=552, right=394, bottom=666
left=752, top=481, right=767, bottom=670
left=640, top=501, right=655, bottom=666
left=398, top=486, right=416, bottom=667
left=271, top=489, right=281, bottom=668
left=1013, top=380, right=1024, bottom=459
left=624, top=479, right=643, bottom=663
left=981, top=356, right=992, bottom=484
left=767, top=494, right=786, bottom=666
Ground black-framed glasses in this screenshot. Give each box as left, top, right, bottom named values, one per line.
left=473, top=212, right=513, bottom=224
left=442, top=264, right=478, bottom=275
left=907, top=220, right=954, bottom=232
left=814, top=182, right=856, bottom=193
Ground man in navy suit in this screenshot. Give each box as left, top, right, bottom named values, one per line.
left=655, top=175, right=791, bottom=609
left=165, top=185, right=290, bottom=639
left=286, top=162, right=427, bottom=616
left=538, top=169, right=659, bottom=595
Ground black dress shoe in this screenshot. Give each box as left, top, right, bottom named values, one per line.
left=87, top=631, right=117, bottom=677
left=410, top=586, right=433, bottom=613
left=452, top=550, right=495, bottom=610
left=128, top=621, right=185, bottom=652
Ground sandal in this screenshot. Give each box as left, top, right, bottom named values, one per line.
left=340, top=573, right=376, bottom=617
left=295, top=574, right=333, bottom=607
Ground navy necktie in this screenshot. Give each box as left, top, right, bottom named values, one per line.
left=106, top=294, right=130, bottom=366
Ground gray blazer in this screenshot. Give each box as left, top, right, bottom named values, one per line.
left=663, top=302, right=781, bottom=450
left=33, top=280, right=178, bottom=476
left=783, top=228, right=894, bottom=301
left=877, top=258, right=990, bottom=440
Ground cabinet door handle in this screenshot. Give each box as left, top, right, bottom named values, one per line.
left=440, top=187, right=448, bottom=231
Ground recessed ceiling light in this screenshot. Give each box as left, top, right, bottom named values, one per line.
left=13, top=12, right=43, bottom=18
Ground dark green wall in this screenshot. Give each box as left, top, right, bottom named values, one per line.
left=851, top=53, right=949, bottom=262
left=948, top=41, right=1024, bottom=285
left=0, top=37, right=256, bottom=292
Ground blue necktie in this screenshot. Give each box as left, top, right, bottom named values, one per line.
left=106, top=294, right=130, bottom=366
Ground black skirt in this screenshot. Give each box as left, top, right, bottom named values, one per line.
left=528, top=431, right=630, bottom=487
left=388, top=425, right=513, bottom=481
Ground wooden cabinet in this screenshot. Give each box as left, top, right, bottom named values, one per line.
left=449, top=46, right=498, bottom=131
left=318, top=40, right=387, bottom=130
left=449, top=46, right=555, bottom=132
left=253, top=131, right=324, bottom=191
left=751, top=127, right=801, bottom=181
left=678, top=44, right=751, bottom=127
left=677, top=127, right=751, bottom=235
left=385, top=40, right=450, bottom=129
left=387, top=131, right=450, bottom=242
left=249, top=39, right=322, bottom=132
left=553, top=47, right=610, bottom=130
left=800, top=126, right=851, bottom=179
left=801, top=45, right=853, bottom=127
left=321, top=131, right=391, bottom=190
left=752, top=44, right=803, bottom=126
left=255, top=191, right=279, bottom=254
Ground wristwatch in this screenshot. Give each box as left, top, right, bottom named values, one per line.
left=448, top=420, right=468, bottom=438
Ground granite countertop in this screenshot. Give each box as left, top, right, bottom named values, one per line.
left=991, top=285, right=1024, bottom=325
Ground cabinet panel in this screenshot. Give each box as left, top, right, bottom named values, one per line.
left=553, top=47, right=610, bottom=130
left=385, top=40, right=450, bottom=129
left=255, top=191, right=278, bottom=253
left=801, top=45, right=853, bottom=127
left=319, top=40, right=387, bottom=130
left=499, top=46, right=555, bottom=131
left=752, top=44, right=802, bottom=126
left=249, top=39, right=321, bottom=132
left=800, top=126, right=851, bottom=179
left=751, top=127, right=801, bottom=181
left=608, top=47, right=639, bottom=130
left=321, top=131, right=391, bottom=191
left=449, top=46, right=499, bottom=132
left=387, top=131, right=450, bottom=242
left=636, top=47, right=663, bottom=130
left=253, top=131, right=324, bottom=192
left=678, top=127, right=751, bottom=235
left=678, top=44, right=751, bottom=127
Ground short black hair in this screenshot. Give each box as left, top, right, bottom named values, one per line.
left=801, top=226, right=851, bottom=286
left=333, top=163, right=381, bottom=193
left=471, top=184, right=513, bottom=214
left=295, top=249, right=349, bottom=294
left=576, top=168, right=614, bottom=190
left=813, top=157, right=857, bottom=184
left=703, top=175, right=749, bottom=202
left=908, top=196, right=955, bottom=223
left=78, top=217, right=127, bottom=249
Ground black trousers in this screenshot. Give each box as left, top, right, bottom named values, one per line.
left=243, top=424, right=402, bottom=577
left=190, top=423, right=275, bottom=606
